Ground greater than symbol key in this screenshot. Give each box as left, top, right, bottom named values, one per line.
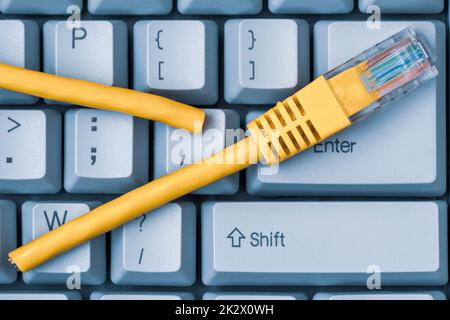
left=7, top=117, right=21, bottom=133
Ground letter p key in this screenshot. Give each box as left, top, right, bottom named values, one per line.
left=72, top=27, right=87, bottom=49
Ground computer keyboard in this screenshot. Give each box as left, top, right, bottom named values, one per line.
left=0, top=0, right=448, bottom=300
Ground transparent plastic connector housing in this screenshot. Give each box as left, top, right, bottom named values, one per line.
left=325, top=28, right=439, bottom=121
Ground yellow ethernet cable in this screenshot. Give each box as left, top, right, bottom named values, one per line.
left=8, top=28, right=439, bottom=272
left=0, top=63, right=205, bottom=133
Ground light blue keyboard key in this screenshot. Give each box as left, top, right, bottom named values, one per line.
left=269, top=0, right=353, bottom=14
left=0, top=0, right=82, bottom=14
left=202, top=201, right=447, bottom=286
left=0, top=201, right=16, bottom=284
left=44, top=20, right=128, bottom=105
left=91, top=292, right=194, bottom=300
left=247, top=21, right=446, bottom=196
left=111, top=203, right=196, bottom=286
left=359, top=0, right=444, bottom=13
left=134, top=20, right=218, bottom=105
left=0, top=292, right=82, bottom=300
left=64, top=109, right=149, bottom=194
left=154, top=109, right=240, bottom=195
left=314, top=291, right=446, bottom=300
left=0, top=20, right=39, bottom=104
left=178, top=0, right=262, bottom=15
left=88, top=0, right=172, bottom=15
left=225, top=19, right=309, bottom=104
left=203, top=292, right=307, bottom=300
left=0, top=110, right=62, bottom=194
left=22, top=201, right=106, bottom=285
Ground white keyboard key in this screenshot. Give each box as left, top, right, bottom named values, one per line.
left=22, top=201, right=106, bottom=285
left=178, top=0, right=262, bottom=15
left=44, top=20, right=128, bottom=104
left=154, top=109, right=240, bottom=195
left=0, top=110, right=62, bottom=194
left=89, top=0, right=172, bottom=15
left=248, top=21, right=446, bottom=196
left=91, top=292, right=194, bottom=300
left=202, top=202, right=447, bottom=286
left=0, top=292, right=81, bottom=300
left=0, top=0, right=83, bottom=14
left=134, top=20, right=218, bottom=105
left=270, top=0, right=353, bottom=14
left=225, top=19, right=309, bottom=104
left=359, top=0, right=444, bottom=13
left=111, top=203, right=196, bottom=286
left=0, top=201, right=16, bottom=284
left=204, top=292, right=307, bottom=300
left=64, top=109, right=149, bottom=194
left=314, top=291, right=446, bottom=300
left=0, top=20, right=40, bottom=104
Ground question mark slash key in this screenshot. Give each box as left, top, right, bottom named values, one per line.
left=139, top=214, right=147, bottom=232
left=111, top=203, right=196, bottom=285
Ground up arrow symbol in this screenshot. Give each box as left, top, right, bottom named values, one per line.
left=227, top=227, right=246, bottom=248
left=7, top=117, right=21, bottom=133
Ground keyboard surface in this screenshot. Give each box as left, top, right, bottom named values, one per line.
left=0, top=0, right=449, bottom=300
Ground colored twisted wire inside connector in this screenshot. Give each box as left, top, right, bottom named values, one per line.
left=362, top=37, right=433, bottom=96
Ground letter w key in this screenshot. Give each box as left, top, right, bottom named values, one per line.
left=22, top=202, right=101, bottom=238
left=21, top=201, right=105, bottom=284
left=43, top=210, right=68, bottom=231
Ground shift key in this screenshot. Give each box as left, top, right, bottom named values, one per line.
left=202, top=202, right=447, bottom=286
